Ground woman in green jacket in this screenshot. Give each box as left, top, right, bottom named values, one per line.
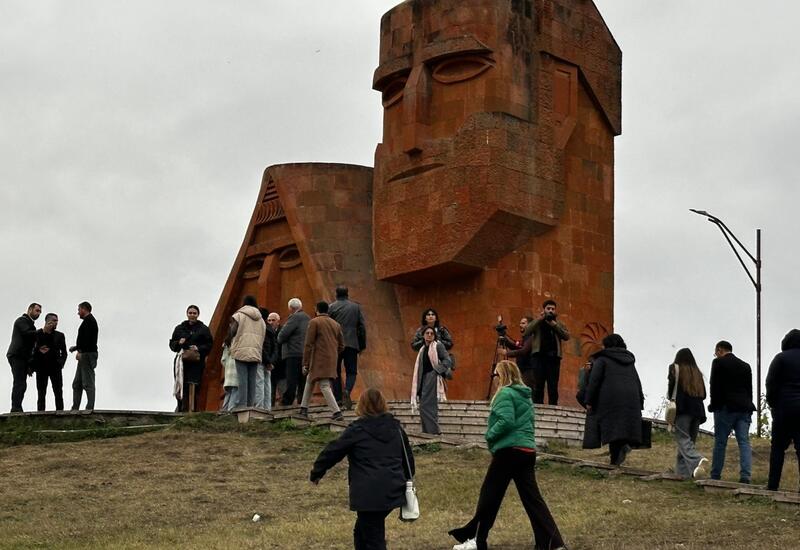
left=449, top=360, right=566, bottom=550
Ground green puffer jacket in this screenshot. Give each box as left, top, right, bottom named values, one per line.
left=485, top=384, right=536, bottom=454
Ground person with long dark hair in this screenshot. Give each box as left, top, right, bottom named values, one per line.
left=667, top=348, right=708, bottom=478
left=411, top=326, right=452, bottom=434
left=449, top=360, right=565, bottom=550
left=411, top=308, right=453, bottom=351
left=584, top=333, right=644, bottom=466
left=310, top=388, right=415, bottom=550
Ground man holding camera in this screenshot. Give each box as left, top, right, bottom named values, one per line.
left=498, top=315, right=536, bottom=390
left=528, top=300, right=570, bottom=405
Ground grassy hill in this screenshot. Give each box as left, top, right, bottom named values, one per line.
left=1, top=414, right=797, bottom=549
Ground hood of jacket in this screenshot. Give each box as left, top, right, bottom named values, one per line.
left=503, top=382, right=532, bottom=401
left=180, top=320, right=207, bottom=329
left=595, top=347, right=636, bottom=365
left=781, top=329, right=800, bottom=351
left=236, top=305, right=262, bottom=321
left=355, top=413, right=399, bottom=443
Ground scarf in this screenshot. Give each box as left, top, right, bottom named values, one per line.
left=410, top=342, right=447, bottom=412
left=173, top=352, right=184, bottom=400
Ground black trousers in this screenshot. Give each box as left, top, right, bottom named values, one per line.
left=333, top=347, right=359, bottom=402
left=768, top=411, right=800, bottom=491
left=8, top=357, right=29, bottom=412
left=531, top=355, right=561, bottom=405
left=36, top=368, right=63, bottom=411
left=354, top=510, right=391, bottom=550
left=281, top=356, right=306, bottom=406
left=450, top=448, right=564, bottom=550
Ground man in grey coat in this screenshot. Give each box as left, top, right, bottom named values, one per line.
left=328, top=286, right=366, bottom=409
left=277, top=298, right=310, bottom=406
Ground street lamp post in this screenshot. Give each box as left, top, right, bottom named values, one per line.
left=690, top=209, right=763, bottom=435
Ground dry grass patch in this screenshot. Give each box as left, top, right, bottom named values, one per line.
left=0, top=418, right=797, bottom=549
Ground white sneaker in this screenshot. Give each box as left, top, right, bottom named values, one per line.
left=692, top=457, right=709, bottom=479
left=453, top=539, right=478, bottom=550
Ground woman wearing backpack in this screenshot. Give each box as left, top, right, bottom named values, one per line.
left=449, top=360, right=566, bottom=550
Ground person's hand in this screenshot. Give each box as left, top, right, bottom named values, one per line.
left=497, top=347, right=507, bottom=358
left=586, top=405, right=593, bottom=413
left=266, top=364, right=274, bottom=371
left=189, top=345, right=198, bottom=351
left=38, top=346, right=50, bottom=354
left=76, top=352, right=82, bottom=361
left=310, top=478, right=320, bottom=485
left=69, top=346, right=77, bottom=352
left=179, top=338, right=186, bottom=345
left=302, top=366, right=309, bottom=376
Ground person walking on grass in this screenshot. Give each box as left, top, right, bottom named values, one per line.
left=667, top=348, right=709, bottom=479
left=310, top=388, right=415, bottom=550
left=708, top=340, right=755, bottom=484
left=449, top=360, right=566, bottom=550
left=765, top=329, right=800, bottom=491
left=69, top=302, right=98, bottom=411
left=584, top=333, right=644, bottom=467
left=300, top=301, right=345, bottom=420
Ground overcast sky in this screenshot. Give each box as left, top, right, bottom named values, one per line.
left=2, top=1, right=798, bottom=419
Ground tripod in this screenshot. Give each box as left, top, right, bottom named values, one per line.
left=485, top=335, right=508, bottom=399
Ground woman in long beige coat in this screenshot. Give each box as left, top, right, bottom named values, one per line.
left=299, top=301, right=345, bottom=420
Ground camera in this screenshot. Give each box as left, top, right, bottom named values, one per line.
left=494, top=314, right=507, bottom=337
left=544, top=312, right=557, bottom=322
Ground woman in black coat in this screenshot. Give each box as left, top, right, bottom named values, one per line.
left=311, top=388, right=415, bottom=550
left=411, top=308, right=453, bottom=351
left=584, top=333, right=644, bottom=466
left=169, top=305, right=213, bottom=412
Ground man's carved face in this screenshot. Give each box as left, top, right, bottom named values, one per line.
left=372, top=0, right=562, bottom=282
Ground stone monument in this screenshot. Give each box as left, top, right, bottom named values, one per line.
left=198, top=0, right=621, bottom=411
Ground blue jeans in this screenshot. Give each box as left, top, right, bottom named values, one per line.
left=711, top=409, right=752, bottom=482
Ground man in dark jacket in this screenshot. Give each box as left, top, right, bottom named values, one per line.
left=169, top=305, right=213, bottom=412
left=259, top=307, right=278, bottom=410
left=328, top=285, right=367, bottom=409
left=6, top=303, right=42, bottom=412
left=708, top=340, right=755, bottom=483
left=765, top=329, right=800, bottom=491
left=31, top=313, right=68, bottom=411
left=277, top=298, right=310, bottom=406
left=527, top=299, right=570, bottom=405
left=500, top=315, right=536, bottom=390
left=69, top=301, right=99, bottom=411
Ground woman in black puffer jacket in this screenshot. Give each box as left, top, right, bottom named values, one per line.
left=310, top=388, right=415, bottom=550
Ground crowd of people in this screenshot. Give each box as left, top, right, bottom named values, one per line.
left=6, top=294, right=800, bottom=549
left=6, top=301, right=99, bottom=412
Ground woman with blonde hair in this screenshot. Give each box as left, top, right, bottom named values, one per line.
left=449, top=360, right=566, bottom=550
left=668, top=348, right=708, bottom=478
left=310, top=388, right=415, bottom=550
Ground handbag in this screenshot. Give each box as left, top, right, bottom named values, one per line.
left=182, top=348, right=201, bottom=362
left=398, top=428, right=419, bottom=522
left=665, top=363, right=679, bottom=427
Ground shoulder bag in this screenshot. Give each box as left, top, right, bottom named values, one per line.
left=398, top=428, right=419, bottom=522
left=665, top=363, right=679, bottom=428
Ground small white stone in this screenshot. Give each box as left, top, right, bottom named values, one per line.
left=252, top=514, right=261, bottom=522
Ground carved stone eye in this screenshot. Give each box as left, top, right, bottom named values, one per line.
left=381, top=75, right=408, bottom=108
left=431, top=55, right=494, bottom=84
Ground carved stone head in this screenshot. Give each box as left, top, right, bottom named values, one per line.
left=372, top=0, right=568, bottom=283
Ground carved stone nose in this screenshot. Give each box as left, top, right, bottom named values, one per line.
left=402, top=65, right=431, bottom=155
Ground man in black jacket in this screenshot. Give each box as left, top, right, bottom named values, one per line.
left=6, top=303, right=41, bottom=412
left=765, top=329, right=800, bottom=491
left=329, top=286, right=367, bottom=409
left=69, top=301, right=99, bottom=411
left=32, top=313, right=68, bottom=411
left=708, top=340, right=755, bottom=483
